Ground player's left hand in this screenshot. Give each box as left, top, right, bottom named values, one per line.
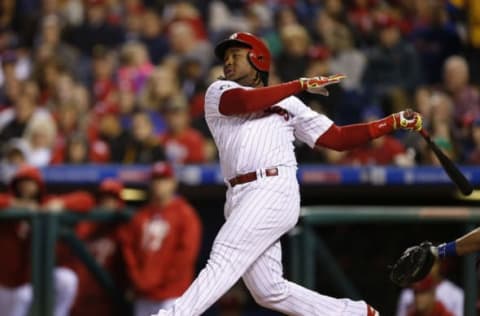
left=392, top=109, right=423, bottom=131
left=299, top=74, right=347, bottom=96
left=389, top=241, right=437, bottom=287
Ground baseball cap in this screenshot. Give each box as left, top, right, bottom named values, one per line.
left=411, top=275, right=437, bottom=292
left=375, top=14, right=399, bottom=29
left=151, top=161, right=175, bottom=179
left=99, top=178, right=123, bottom=199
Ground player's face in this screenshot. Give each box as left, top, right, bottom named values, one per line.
left=16, top=179, right=40, bottom=200
left=223, top=47, right=258, bottom=86
left=99, top=195, right=120, bottom=211
left=150, top=177, right=177, bottom=203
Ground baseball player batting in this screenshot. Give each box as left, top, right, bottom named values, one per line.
left=153, top=32, right=423, bottom=316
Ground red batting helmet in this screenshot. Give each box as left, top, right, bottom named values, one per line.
left=215, top=32, right=271, bottom=84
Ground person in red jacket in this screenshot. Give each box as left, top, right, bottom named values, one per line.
left=0, top=165, right=95, bottom=316
left=407, top=275, right=454, bottom=316
left=119, top=162, right=202, bottom=316
left=64, top=178, right=129, bottom=316
left=159, top=95, right=207, bottom=164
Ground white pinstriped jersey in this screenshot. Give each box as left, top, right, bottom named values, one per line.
left=205, top=80, right=334, bottom=180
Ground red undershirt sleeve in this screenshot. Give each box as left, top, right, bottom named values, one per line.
left=315, top=116, right=395, bottom=151
left=219, top=80, right=303, bottom=115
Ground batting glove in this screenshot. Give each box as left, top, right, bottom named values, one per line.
left=392, top=109, right=423, bottom=131
left=299, top=74, right=347, bottom=96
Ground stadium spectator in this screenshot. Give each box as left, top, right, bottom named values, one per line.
left=140, top=66, right=180, bottom=112
left=467, top=118, right=480, bottom=164
left=117, top=41, right=154, bottom=95
left=407, top=0, right=461, bottom=84
left=63, top=178, right=129, bottom=316
left=276, top=24, right=311, bottom=82
left=449, top=0, right=480, bottom=84
left=0, top=138, right=28, bottom=184
left=429, top=92, right=459, bottom=159
left=165, top=1, right=208, bottom=41
left=329, top=27, right=367, bottom=93
left=159, top=94, right=209, bottom=164
left=65, top=0, right=125, bottom=57
left=442, top=55, right=480, bottom=129
left=51, top=132, right=110, bottom=164
left=119, top=162, right=202, bottom=316
left=346, top=0, right=378, bottom=46
left=327, top=23, right=369, bottom=125
left=179, top=56, right=206, bottom=105
left=363, top=13, right=421, bottom=113
left=91, top=45, right=117, bottom=112
left=396, top=260, right=463, bottom=316
left=166, top=20, right=213, bottom=75
left=139, top=8, right=169, bottom=64
left=123, top=111, right=165, bottom=164
left=48, top=72, right=77, bottom=112
left=0, top=89, right=48, bottom=144
left=123, top=1, right=145, bottom=41
left=23, top=112, right=57, bottom=167
left=98, top=112, right=129, bottom=162
left=35, top=14, right=80, bottom=80
left=0, top=165, right=95, bottom=316
left=32, top=56, right=65, bottom=106
left=0, top=53, right=21, bottom=107
left=243, top=2, right=274, bottom=38
left=302, top=45, right=344, bottom=120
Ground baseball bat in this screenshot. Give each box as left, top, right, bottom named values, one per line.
left=419, top=129, right=473, bottom=196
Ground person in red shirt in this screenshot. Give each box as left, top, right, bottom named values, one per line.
left=340, top=135, right=409, bottom=165
left=0, top=165, right=95, bottom=316
left=159, top=95, right=208, bottom=164
left=62, top=178, right=129, bottom=316
left=407, top=275, right=454, bottom=316
left=119, top=162, right=202, bottom=316
left=339, top=106, right=411, bottom=166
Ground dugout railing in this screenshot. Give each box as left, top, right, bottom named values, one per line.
left=0, top=209, right=133, bottom=316
left=289, top=206, right=480, bottom=316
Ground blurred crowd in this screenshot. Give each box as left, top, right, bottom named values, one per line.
left=1, top=0, right=480, bottom=178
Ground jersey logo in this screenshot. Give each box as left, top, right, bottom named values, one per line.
left=142, top=218, right=170, bottom=251
left=265, top=106, right=290, bottom=121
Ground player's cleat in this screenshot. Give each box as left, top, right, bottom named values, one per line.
left=367, top=304, right=380, bottom=316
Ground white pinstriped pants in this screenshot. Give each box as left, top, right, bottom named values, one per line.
left=153, top=167, right=369, bottom=316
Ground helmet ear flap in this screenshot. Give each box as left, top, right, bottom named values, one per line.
left=247, top=51, right=265, bottom=71
left=246, top=51, right=269, bottom=86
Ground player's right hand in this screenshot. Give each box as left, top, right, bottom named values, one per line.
left=299, top=74, right=346, bottom=96
left=392, top=109, right=422, bottom=131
